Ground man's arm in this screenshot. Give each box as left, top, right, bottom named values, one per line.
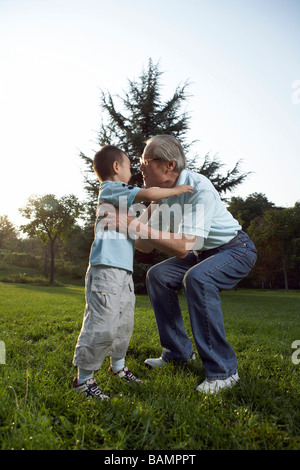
left=98, top=203, right=197, bottom=258
left=135, top=202, right=156, bottom=225
left=130, top=218, right=196, bottom=258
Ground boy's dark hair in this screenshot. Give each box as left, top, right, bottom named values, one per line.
left=93, top=145, right=126, bottom=181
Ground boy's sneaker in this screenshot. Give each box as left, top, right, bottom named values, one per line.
left=72, top=376, right=110, bottom=401
left=196, top=372, right=239, bottom=394
left=144, top=351, right=196, bottom=369
left=109, top=366, right=143, bottom=383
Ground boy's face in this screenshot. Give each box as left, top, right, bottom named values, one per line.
left=118, top=154, right=132, bottom=184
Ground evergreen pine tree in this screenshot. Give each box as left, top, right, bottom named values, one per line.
left=80, top=59, right=249, bottom=210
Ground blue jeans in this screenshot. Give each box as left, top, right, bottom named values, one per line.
left=146, top=231, right=257, bottom=380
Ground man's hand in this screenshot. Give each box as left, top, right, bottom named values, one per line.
left=97, top=203, right=133, bottom=235
left=97, top=203, right=197, bottom=258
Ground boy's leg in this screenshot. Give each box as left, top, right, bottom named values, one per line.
left=109, top=272, right=143, bottom=383
left=73, top=266, right=128, bottom=400
left=73, top=266, right=124, bottom=372
left=109, top=272, right=135, bottom=360
left=110, top=357, right=125, bottom=373
left=77, top=367, right=93, bottom=383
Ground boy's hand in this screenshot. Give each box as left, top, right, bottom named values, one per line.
left=173, top=185, right=194, bottom=196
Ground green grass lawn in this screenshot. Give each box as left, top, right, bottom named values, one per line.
left=0, top=282, right=299, bottom=450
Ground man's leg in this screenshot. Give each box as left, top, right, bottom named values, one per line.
left=183, top=232, right=257, bottom=381
left=145, top=252, right=197, bottom=363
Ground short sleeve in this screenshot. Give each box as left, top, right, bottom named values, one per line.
left=100, top=182, right=141, bottom=207
left=178, top=190, right=216, bottom=238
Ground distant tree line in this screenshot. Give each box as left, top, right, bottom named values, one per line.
left=228, top=195, right=300, bottom=290
left=2, top=192, right=299, bottom=290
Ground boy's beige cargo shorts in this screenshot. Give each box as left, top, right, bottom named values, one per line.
left=73, top=265, right=135, bottom=370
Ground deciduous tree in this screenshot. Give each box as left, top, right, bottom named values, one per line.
left=248, top=203, right=300, bottom=290
left=19, top=194, right=83, bottom=284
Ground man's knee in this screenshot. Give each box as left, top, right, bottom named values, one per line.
left=146, top=264, right=161, bottom=285
left=183, top=266, right=206, bottom=292
left=146, top=261, right=175, bottom=289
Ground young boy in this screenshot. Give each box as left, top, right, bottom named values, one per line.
left=72, top=145, right=193, bottom=401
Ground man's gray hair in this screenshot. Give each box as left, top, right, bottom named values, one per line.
left=144, top=135, right=186, bottom=172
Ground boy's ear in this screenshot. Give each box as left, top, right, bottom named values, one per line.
left=112, top=160, right=119, bottom=174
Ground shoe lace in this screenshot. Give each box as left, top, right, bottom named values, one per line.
left=122, top=368, right=136, bottom=381
left=86, top=382, right=105, bottom=398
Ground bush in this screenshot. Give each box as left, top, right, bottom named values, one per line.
left=6, top=252, right=41, bottom=269
left=0, top=272, right=49, bottom=284
left=133, top=261, right=151, bottom=294
left=54, top=259, right=86, bottom=280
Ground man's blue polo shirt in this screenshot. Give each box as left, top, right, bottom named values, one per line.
left=149, top=169, right=241, bottom=251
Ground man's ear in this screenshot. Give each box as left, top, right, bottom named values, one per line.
left=166, top=160, right=177, bottom=172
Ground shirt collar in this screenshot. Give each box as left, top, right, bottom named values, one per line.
left=175, top=169, right=188, bottom=186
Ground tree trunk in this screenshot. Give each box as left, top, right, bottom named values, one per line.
left=283, top=267, right=289, bottom=291
left=43, top=244, right=50, bottom=278
left=49, top=239, right=55, bottom=285
left=282, top=256, right=289, bottom=291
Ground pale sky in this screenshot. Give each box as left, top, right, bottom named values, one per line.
left=1, top=0, right=299, bottom=228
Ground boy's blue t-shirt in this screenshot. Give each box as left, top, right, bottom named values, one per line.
left=89, top=181, right=141, bottom=272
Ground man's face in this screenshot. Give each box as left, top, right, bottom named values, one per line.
left=140, top=145, right=169, bottom=188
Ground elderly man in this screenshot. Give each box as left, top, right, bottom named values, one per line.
left=111, top=135, right=257, bottom=393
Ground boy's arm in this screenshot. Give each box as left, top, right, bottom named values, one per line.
left=134, top=185, right=193, bottom=202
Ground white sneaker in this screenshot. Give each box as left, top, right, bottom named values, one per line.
left=144, top=352, right=196, bottom=369
left=196, top=372, right=239, bottom=394
left=144, top=356, right=167, bottom=368
left=72, top=376, right=110, bottom=401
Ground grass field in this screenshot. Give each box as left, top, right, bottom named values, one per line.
left=0, top=282, right=299, bottom=451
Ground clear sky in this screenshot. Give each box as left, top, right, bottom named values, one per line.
left=1, top=0, right=299, bottom=227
